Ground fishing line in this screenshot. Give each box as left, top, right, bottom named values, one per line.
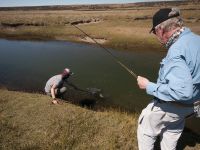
left=71, top=23, right=138, bottom=79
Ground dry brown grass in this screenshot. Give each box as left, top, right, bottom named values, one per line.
left=0, top=3, right=200, bottom=51
left=0, top=89, right=138, bottom=149
left=0, top=89, right=200, bottom=149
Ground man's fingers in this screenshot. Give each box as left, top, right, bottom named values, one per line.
left=137, top=76, right=141, bottom=81
left=52, top=99, right=59, bottom=104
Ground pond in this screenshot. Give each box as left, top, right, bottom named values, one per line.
left=0, top=39, right=199, bottom=132
left=0, top=39, right=163, bottom=109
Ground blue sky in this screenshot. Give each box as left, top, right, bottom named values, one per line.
left=0, top=0, right=175, bottom=7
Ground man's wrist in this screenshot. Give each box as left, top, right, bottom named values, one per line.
left=146, top=82, right=158, bottom=95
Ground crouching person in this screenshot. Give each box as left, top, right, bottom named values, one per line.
left=44, top=68, right=73, bottom=104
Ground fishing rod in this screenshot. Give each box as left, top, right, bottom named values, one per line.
left=71, top=23, right=138, bottom=79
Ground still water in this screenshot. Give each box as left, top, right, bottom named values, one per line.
left=0, top=39, right=163, bottom=110
left=0, top=39, right=199, bottom=132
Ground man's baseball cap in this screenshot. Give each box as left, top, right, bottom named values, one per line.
left=150, top=8, right=180, bottom=33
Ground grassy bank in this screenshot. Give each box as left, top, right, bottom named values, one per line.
left=0, top=3, right=200, bottom=51
left=0, top=89, right=138, bottom=149
left=0, top=89, right=200, bottom=149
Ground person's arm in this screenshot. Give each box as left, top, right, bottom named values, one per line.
left=67, top=81, right=82, bottom=90
left=50, top=84, right=58, bottom=104
left=138, top=57, right=193, bottom=101
left=51, top=84, right=57, bottom=99
left=68, top=82, right=78, bottom=89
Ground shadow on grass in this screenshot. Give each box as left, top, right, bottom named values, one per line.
left=154, top=127, right=200, bottom=150
left=177, top=128, right=200, bottom=150
left=56, top=87, right=107, bottom=110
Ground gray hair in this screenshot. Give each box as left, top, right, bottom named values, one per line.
left=155, top=8, right=183, bottom=32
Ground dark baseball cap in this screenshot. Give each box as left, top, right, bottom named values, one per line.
left=150, top=8, right=180, bottom=33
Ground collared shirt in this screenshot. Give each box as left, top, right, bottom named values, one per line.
left=147, top=28, right=200, bottom=104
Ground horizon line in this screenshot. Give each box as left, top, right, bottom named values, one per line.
left=0, top=0, right=178, bottom=8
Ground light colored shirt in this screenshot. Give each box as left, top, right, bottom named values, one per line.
left=147, top=28, right=200, bottom=104
left=44, top=75, right=64, bottom=93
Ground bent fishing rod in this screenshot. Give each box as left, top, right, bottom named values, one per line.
left=71, top=23, right=138, bottom=79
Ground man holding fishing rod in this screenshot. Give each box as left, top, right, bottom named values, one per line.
left=137, top=8, right=200, bottom=150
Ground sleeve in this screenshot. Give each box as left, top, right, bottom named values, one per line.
left=146, top=56, right=193, bottom=101
left=52, top=79, right=60, bottom=88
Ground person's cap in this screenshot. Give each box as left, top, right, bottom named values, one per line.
left=150, top=8, right=180, bottom=33
left=62, top=68, right=73, bottom=76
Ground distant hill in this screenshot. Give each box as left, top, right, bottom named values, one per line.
left=0, top=0, right=199, bottom=11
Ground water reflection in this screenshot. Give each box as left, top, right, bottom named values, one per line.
left=0, top=39, right=199, bottom=132
left=0, top=39, right=163, bottom=109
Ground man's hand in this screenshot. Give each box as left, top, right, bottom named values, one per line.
left=137, top=76, right=150, bottom=89
left=52, top=99, right=58, bottom=104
